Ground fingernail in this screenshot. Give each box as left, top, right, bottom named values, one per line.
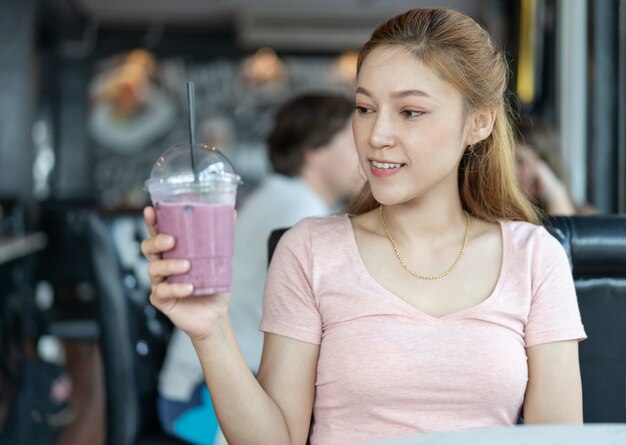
left=184, top=284, right=194, bottom=294
left=165, top=236, right=174, bottom=245
left=179, top=260, right=190, bottom=270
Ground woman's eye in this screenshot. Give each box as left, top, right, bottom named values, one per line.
left=401, top=110, right=424, bottom=118
left=355, top=105, right=372, bottom=114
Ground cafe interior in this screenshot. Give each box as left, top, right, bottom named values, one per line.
left=0, top=0, right=625, bottom=444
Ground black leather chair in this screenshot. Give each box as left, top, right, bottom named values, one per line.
left=87, top=212, right=190, bottom=445
left=544, top=215, right=626, bottom=423
left=269, top=215, right=626, bottom=423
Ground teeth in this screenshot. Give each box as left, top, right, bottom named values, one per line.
left=372, top=160, right=403, bottom=169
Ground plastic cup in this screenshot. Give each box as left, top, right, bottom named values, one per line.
left=145, top=143, right=241, bottom=295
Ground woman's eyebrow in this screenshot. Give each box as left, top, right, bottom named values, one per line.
left=356, top=86, right=432, bottom=99
left=391, top=89, right=432, bottom=99
left=355, top=86, right=373, bottom=97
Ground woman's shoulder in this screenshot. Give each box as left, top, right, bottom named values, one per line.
left=280, top=214, right=351, bottom=247
left=289, top=213, right=349, bottom=232
left=504, top=218, right=555, bottom=240
left=502, top=218, right=567, bottom=258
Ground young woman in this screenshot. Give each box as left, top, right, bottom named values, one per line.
left=141, top=8, right=586, bottom=445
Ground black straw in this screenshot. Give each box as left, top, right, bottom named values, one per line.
left=187, top=81, right=199, bottom=182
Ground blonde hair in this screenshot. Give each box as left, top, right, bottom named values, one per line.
left=347, top=8, right=542, bottom=224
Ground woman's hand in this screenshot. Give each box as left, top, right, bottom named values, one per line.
left=515, top=145, right=576, bottom=215
left=532, top=159, right=576, bottom=216
left=140, top=206, right=230, bottom=341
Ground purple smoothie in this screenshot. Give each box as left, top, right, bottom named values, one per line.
left=155, top=201, right=235, bottom=295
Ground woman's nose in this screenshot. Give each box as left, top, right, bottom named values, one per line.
left=368, top=114, right=396, bottom=149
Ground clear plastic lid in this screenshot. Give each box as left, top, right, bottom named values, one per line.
left=145, top=143, right=241, bottom=194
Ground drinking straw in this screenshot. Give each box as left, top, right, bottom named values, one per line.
left=187, top=81, right=199, bottom=182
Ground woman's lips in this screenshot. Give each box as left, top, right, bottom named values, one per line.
left=369, top=160, right=405, bottom=177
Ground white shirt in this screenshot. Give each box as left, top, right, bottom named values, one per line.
left=159, top=174, right=330, bottom=400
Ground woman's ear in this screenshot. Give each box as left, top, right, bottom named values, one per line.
left=466, top=108, right=496, bottom=146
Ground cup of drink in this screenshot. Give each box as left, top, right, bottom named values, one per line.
left=145, top=143, right=241, bottom=295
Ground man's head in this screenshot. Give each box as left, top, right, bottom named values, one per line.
left=267, top=93, right=363, bottom=205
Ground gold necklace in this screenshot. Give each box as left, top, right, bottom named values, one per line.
left=379, top=205, right=471, bottom=280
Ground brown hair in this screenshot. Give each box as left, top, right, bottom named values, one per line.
left=347, top=8, right=542, bottom=224
left=267, top=93, right=354, bottom=177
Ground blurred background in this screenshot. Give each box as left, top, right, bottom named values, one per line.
left=0, top=0, right=624, bottom=444
left=1, top=0, right=625, bottom=213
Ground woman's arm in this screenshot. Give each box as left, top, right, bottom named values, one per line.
left=191, top=316, right=319, bottom=445
left=142, top=205, right=318, bottom=445
left=523, top=340, right=583, bottom=423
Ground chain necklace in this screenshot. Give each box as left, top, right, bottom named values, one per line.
left=379, top=205, right=471, bottom=280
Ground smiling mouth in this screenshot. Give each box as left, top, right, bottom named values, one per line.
left=370, top=160, right=405, bottom=169
left=369, top=159, right=406, bottom=177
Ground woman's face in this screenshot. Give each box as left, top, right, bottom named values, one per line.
left=352, top=46, right=473, bottom=206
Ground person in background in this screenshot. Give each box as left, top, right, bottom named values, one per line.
left=155, top=93, right=363, bottom=445
left=143, top=8, right=586, bottom=445
left=515, top=117, right=595, bottom=216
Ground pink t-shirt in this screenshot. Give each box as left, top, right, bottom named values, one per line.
left=259, top=215, right=587, bottom=445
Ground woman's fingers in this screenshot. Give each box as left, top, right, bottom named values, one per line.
left=151, top=282, right=194, bottom=301
left=147, top=259, right=190, bottom=280
left=141, top=234, right=175, bottom=261
left=144, top=206, right=159, bottom=238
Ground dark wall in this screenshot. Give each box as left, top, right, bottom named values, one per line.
left=0, top=0, right=36, bottom=202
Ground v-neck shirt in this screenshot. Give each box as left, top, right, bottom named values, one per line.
left=260, top=215, right=587, bottom=445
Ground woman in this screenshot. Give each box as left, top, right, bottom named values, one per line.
left=141, top=8, right=586, bottom=445
left=514, top=116, right=596, bottom=215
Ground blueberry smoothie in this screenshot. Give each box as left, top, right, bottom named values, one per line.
left=155, top=201, right=235, bottom=295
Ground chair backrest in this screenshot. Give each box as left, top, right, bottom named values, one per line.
left=268, top=228, right=289, bottom=265
left=269, top=215, right=626, bottom=423
left=544, top=215, right=626, bottom=423
left=87, top=212, right=173, bottom=445
left=88, top=213, right=139, bottom=445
